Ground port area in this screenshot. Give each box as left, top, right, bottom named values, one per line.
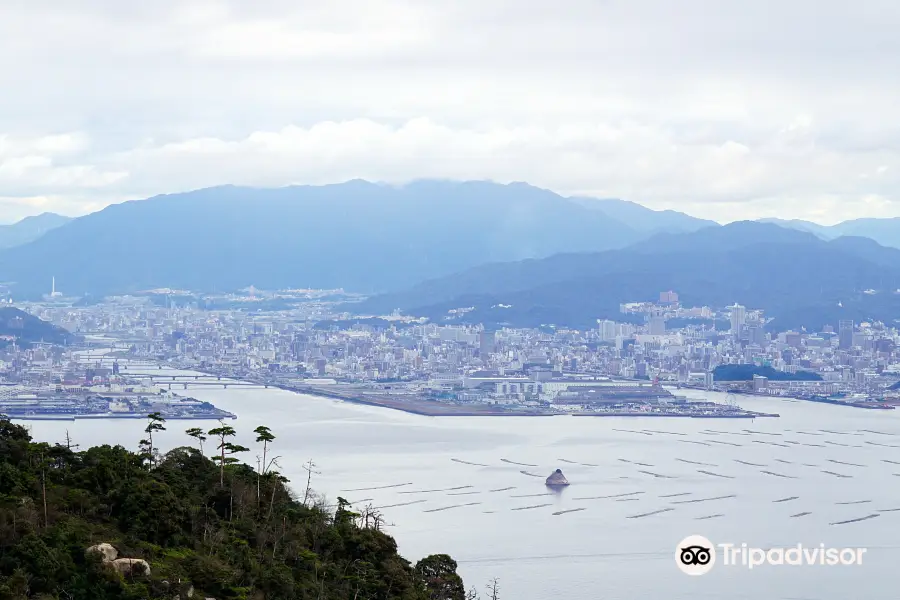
left=0, top=389, right=235, bottom=421
left=282, top=383, right=778, bottom=418
left=716, top=385, right=896, bottom=410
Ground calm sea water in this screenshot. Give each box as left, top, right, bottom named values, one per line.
left=18, top=365, right=900, bottom=599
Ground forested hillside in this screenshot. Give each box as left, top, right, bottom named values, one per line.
left=0, top=416, right=469, bottom=600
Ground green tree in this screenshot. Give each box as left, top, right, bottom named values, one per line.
left=253, top=425, right=276, bottom=506
left=207, top=421, right=236, bottom=486
left=143, top=412, right=167, bottom=468
left=416, top=554, right=465, bottom=600
left=185, top=427, right=207, bottom=454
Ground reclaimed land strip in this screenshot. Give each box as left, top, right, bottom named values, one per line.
left=696, top=514, right=724, bottom=520
left=836, top=500, right=872, bottom=505
left=299, top=385, right=553, bottom=416
left=520, top=471, right=544, bottom=478
left=828, top=459, right=866, bottom=468
left=761, top=470, right=797, bottom=479
left=660, top=492, right=691, bottom=498
left=553, top=508, right=587, bottom=516
left=831, top=514, right=881, bottom=526
left=679, top=440, right=712, bottom=447
left=619, top=459, right=654, bottom=467
left=501, top=458, right=539, bottom=467
left=822, top=470, right=853, bottom=479
left=671, top=495, right=737, bottom=505
left=489, top=487, right=516, bottom=492
left=378, top=499, right=428, bottom=509
left=773, top=496, right=799, bottom=503
left=512, top=504, right=553, bottom=511
left=790, top=512, right=812, bottom=518
left=574, top=491, right=644, bottom=500
left=676, top=458, right=718, bottom=467
left=628, top=508, right=675, bottom=519
left=638, top=470, right=676, bottom=479
left=697, top=470, right=734, bottom=479
left=399, top=485, right=474, bottom=495
left=735, top=460, right=767, bottom=467
left=424, top=502, right=482, bottom=513
left=342, top=482, right=412, bottom=492
left=451, top=458, right=490, bottom=467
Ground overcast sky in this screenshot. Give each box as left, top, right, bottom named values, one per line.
left=1, top=1, right=898, bottom=224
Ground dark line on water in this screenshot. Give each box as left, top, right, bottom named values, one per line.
left=697, top=469, right=734, bottom=479
left=659, top=492, right=691, bottom=498
left=553, top=508, right=586, bottom=516
left=502, top=458, right=538, bottom=467
left=671, top=495, right=736, bottom=505
left=775, top=459, right=794, bottom=465
left=574, top=491, right=644, bottom=500
left=696, top=514, right=724, bottom=520
left=828, top=459, right=866, bottom=468
left=836, top=500, right=872, bottom=505
left=512, top=504, right=552, bottom=511
left=773, top=496, right=799, bottom=503
left=706, top=439, right=743, bottom=447
left=510, top=493, right=555, bottom=498
left=424, top=502, right=481, bottom=513
left=489, top=487, right=516, bottom=492
left=790, top=512, right=812, bottom=518
left=637, top=470, right=676, bottom=479
left=822, top=470, right=853, bottom=479
left=830, top=514, right=880, bottom=525
left=447, top=491, right=481, bottom=496
left=761, top=470, right=797, bottom=479
left=520, top=471, right=544, bottom=478
left=735, top=459, right=766, bottom=467
left=399, top=486, right=474, bottom=495
left=679, top=440, right=712, bottom=447
left=378, top=499, right=428, bottom=509
left=676, top=458, right=717, bottom=467
left=883, top=460, right=900, bottom=466
left=342, top=483, right=412, bottom=492
left=619, top=458, right=654, bottom=467
left=627, top=508, right=674, bottom=519
left=451, top=458, right=490, bottom=467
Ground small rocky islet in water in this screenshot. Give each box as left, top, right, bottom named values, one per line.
left=545, top=469, right=570, bottom=488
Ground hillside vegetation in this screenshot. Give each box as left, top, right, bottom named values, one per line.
left=0, top=416, right=469, bottom=600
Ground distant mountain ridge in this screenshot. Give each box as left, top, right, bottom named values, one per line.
left=0, top=212, right=71, bottom=249
left=760, top=217, right=900, bottom=249
left=0, top=180, right=712, bottom=297
left=358, top=221, right=900, bottom=332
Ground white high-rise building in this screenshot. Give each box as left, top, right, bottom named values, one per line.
left=598, top=319, right=617, bottom=342
left=730, top=303, right=746, bottom=335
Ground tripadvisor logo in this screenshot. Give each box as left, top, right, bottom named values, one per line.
left=676, top=535, right=867, bottom=575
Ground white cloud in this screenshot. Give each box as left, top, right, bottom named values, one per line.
left=0, top=0, right=898, bottom=224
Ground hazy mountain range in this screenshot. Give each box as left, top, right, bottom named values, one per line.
left=359, top=222, right=900, bottom=332
left=2, top=180, right=900, bottom=333
left=0, top=212, right=70, bottom=250
left=0, top=180, right=714, bottom=297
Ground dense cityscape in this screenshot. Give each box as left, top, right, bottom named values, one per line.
left=3, top=286, right=899, bottom=420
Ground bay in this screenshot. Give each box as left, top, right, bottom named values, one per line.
left=17, top=366, right=900, bottom=599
